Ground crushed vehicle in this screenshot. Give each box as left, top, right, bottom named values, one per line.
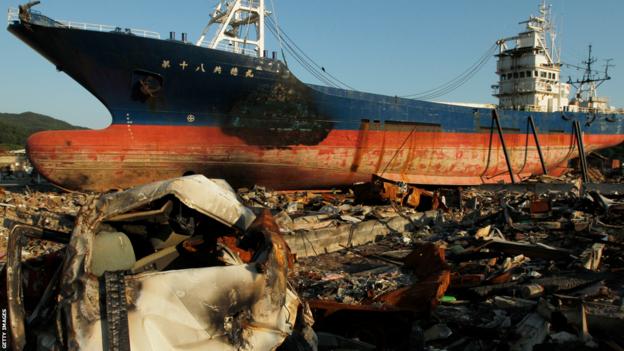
left=4, top=175, right=314, bottom=350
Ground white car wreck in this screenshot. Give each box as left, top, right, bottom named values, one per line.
left=6, top=175, right=315, bottom=350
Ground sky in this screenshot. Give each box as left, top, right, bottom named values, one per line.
left=0, top=0, right=622, bottom=129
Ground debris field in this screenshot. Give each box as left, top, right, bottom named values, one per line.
left=2, top=177, right=624, bottom=350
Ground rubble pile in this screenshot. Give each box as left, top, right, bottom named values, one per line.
left=0, top=187, right=85, bottom=259
left=239, top=184, right=624, bottom=350
left=3, top=179, right=624, bottom=350
left=294, top=244, right=418, bottom=305
left=423, top=187, right=624, bottom=350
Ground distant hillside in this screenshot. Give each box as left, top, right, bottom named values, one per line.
left=0, top=112, right=86, bottom=151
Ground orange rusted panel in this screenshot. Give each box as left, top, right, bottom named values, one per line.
left=27, top=125, right=624, bottom=192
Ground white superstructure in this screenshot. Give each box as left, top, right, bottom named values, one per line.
left=493, top=1, right=620, bottom=114
left=493, top=1, right=569, bottom=112
left=196, top=0, right=266, bottom=57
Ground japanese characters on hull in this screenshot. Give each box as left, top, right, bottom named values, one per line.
left=161, top=59, right=255, bottom=78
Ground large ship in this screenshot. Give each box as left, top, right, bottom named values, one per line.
left=7, top=1, right=624, bottom=191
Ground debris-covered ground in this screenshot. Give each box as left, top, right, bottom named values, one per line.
left=3, top=176, right=624, bottom=350
left=235, top=182, right=624, bottom=350
left=0, top=186, right=85, bottom=260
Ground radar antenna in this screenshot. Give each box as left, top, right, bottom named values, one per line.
left=567, top=45, right=612, bottom=102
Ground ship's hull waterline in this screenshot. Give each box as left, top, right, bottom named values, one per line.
left=27, top=125, right=623, bottom=191
left=9, top=16, right=624, bottom=191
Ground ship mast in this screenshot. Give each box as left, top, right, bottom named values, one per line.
left=567, top=45, right=612, bottom=106
left=196, top=0, right=266, bottom=57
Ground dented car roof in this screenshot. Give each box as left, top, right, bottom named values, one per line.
left=96, top=175, right=256, bottom=230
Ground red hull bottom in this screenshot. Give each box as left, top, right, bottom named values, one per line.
left=26, top=125, right=624, bottom=192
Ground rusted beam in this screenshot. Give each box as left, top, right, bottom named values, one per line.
left=528, top=115, right=548, bottom=175
left=492, top=110, right=516, bottom=184
left=573, top=120, right=590, bottom=183
left=6, top=225, right=43, bottom=351
left=4, top=223, right=70, bottom=350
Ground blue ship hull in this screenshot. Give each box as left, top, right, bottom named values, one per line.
left=8, top=12, right=624, bottom=191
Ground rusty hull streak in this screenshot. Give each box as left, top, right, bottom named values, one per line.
left=350, top=120, right=371, bottom=173
left=28, top=126, right=624, bottom=192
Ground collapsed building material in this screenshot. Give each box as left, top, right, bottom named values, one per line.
left=284, top=211, right=438, bottom=258
left=510, top=313, right=550, bottom=351
left=291, top=238, right=450, bottom=349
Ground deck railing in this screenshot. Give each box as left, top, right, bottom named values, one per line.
left=7, top=7, right=18, bottom=23
left=7, top=7, right=160, bottom=39
left=59, top=21, right=160, bottom=39
left=239, top=0, right=261, bottom=8
left=205, top=41, right=259, bottom=57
